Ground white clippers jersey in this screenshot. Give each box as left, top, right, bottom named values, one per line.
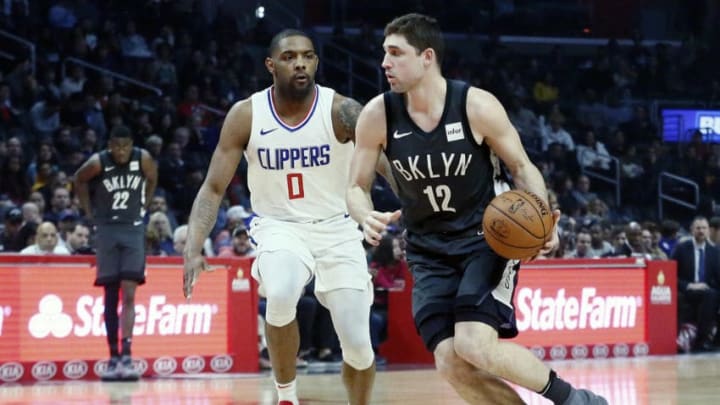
left=246, top=85, right=354, bottom=222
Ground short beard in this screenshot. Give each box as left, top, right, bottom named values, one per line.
left=276, top=80, right=314, bottom=101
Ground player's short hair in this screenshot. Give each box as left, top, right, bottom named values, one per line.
left=109, top=125, right=132, bottom=139
left=384, top=13, right=444, bottom=67
left=268, top=29, right=313, bottom=56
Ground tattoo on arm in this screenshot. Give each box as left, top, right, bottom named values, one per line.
left=186, top=193, right=222, bottom=256
left=338, top=98, right=363, bottom=141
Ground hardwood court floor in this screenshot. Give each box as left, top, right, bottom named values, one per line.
left=2, top=354, right=720, bottom=404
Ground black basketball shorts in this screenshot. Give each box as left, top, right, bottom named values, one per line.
left=95, top=223, right=147, bottom=286
left=405, top=230, right=520, bottom=352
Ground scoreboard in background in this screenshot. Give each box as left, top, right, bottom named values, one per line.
left=662, top=108, right=720, bottom=142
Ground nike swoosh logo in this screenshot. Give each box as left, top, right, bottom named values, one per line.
left=134, top=220, right=143, bottom=226
left=477, top=231, right=484, bottom=237
left=393, top=130, right=412, bottom=139
left=104, top=166, right=115, bottom=172
left=260, top=128, right=278, bottom=135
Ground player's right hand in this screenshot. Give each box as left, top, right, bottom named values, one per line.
left=362, top=210, right=401, bottom=246
left=183, top=254, right=209, bottom=300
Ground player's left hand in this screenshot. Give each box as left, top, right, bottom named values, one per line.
left=528, top=209, right=561, bottom=261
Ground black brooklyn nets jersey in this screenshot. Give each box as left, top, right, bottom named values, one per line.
left=91, top=148, right=146, bottom=225
left=384, top=80, right=510, bottom=235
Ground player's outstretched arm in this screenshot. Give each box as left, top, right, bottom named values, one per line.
left=466, top=88, right=560, bottom=256
left=183, top=99, right=251, bottom=298
left=73, top=154, right=101, bottom=220
left=347, top=95, right=400, bottom=246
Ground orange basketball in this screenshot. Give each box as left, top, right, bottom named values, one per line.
left=482, top=190, right=553, bottom=260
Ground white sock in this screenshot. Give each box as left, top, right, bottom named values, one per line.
left=275, top=379, right=298, bottom=405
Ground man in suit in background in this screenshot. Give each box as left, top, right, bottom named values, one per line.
left=672, top=216, right=720, bottom=352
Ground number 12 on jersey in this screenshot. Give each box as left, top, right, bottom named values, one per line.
left=422, top=185, right=456, bottom=212
left=287, top=173, right=305, bottom=199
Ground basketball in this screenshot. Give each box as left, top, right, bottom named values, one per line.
left=482, top=190, right=553, bottom=260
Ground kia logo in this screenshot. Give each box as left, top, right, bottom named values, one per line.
left=31, top=361, right=57, bottom=381
left=93, top=360, right=108, bottom=377
left=592, top=344, right=609, bottom=358
left=153, top=356, right=177, bottom=376
left=529, top=346, right=546, bottom=360
left=550, top=345, right=567, bottom=360
left=613, top=343, right=630, bottom=357
left=133, top=359, right=148, bottom=376
left=182, top=356, right=206, bottom=374
left=210, top=355, right=233, bottom=373
left=0, top=362, right=24, bottom=382
left=633, top=343, right=649, bottom=357
left=63, top=360, right=88, bottom=379
left=571, top=345, right=589, bottom=359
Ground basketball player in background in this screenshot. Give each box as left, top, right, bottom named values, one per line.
left=347, top=14, right=607, bottom=405
left=75, top=125, right=158, bottom=381
left=183, top=30, right=382, bottom=405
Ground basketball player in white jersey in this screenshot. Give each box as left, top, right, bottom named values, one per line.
left=183, top=30, right=379, bottom=405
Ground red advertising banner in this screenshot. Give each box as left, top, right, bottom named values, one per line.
left=381, top=258, right=677, bottom=363
left=0, top=255, right=258, bottom=382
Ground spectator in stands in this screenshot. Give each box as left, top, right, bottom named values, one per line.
left=710, top=217, right=720, bottom=246
left=659, top=219, right=681, bottom=257
left=43, top=185, right=72, bottom=224
left=0, top=155, right=30, bottom=205
left=64, top=222, right=93, bottom=254
left=604, top=227, right=632, bottom=257
left=29, top=93, right=61, bottom=139
left=28, top=191, right=46, bottom=218
left=21, top=202, right=41, bottom=225
left=533, top=71, right=559, bottom=111
left=507, top=97, right=540, bottom=149
left=0, top=81, right=20, bottom=133
left=642, top=226, right=668, bottom=260
left=540, top=113, right=574, bottom=152
left=217, top=224, right=255, bottom=257
left=20, top=221, right=69, bottom=254
left=673, top=217, right=720, bottom=352
left=576, top=129, right=611, bottom=171
left=589, top=223, right=614, bottom=257
left=620, top=105, right=658, bottom=146
left=213, top=204, right=251, bottom=253
left=564, top=229, right=597, bottom=258
left=60, top=65, right=86, bottom=98
left=147, top=211, right=174, bottom=256
left=172, top=224, right=188, bottom=256
left=0, top=207, right=24, bottom=252
left=147, top=194, right=178, bottom=230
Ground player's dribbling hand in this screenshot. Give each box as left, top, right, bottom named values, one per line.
left=528, top=209, right=561, bottom=261
left=362, top=210, right=401, bottom=246
left=183, top=254, right=209, bottom=300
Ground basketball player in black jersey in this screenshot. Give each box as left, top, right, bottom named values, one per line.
left=347, top=14, right=607, bottom=405
left=75, top=125, right=158, bottom=381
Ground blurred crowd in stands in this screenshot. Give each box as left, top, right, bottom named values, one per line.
left=2, top=1, right=720, bottom=358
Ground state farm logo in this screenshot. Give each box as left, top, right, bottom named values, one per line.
left=153, top=356, right=177, bottom=376
left=28, top=293, right=219, bottom=338
left=592, top=344, right=609, bottom=358
left=0, top=362, right=24, bottom=382
left=63, top=360, right=88, bottom=379
left=516, top=287, right=642, bottom=331
left=182, top=356, right=206, bottom=374
left=28, top=295, right=73, bottom=338
left=633, top=343, right=649, bottom=357
left=613, top=343, right=630, bottom=357
left=210, top=355, right=233, bottom=373
left=571, top=345, right=589, bottom=359
left=31, top=361, right=57, bottom=381
left=550, top=345, right=567, bottom=360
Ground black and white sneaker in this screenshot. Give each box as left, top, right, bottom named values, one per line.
left=119, top=355, right=141, bottom=381
left=101, top=356, right=122, bottom=381
left=563, top=388, right=609, bottom=405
